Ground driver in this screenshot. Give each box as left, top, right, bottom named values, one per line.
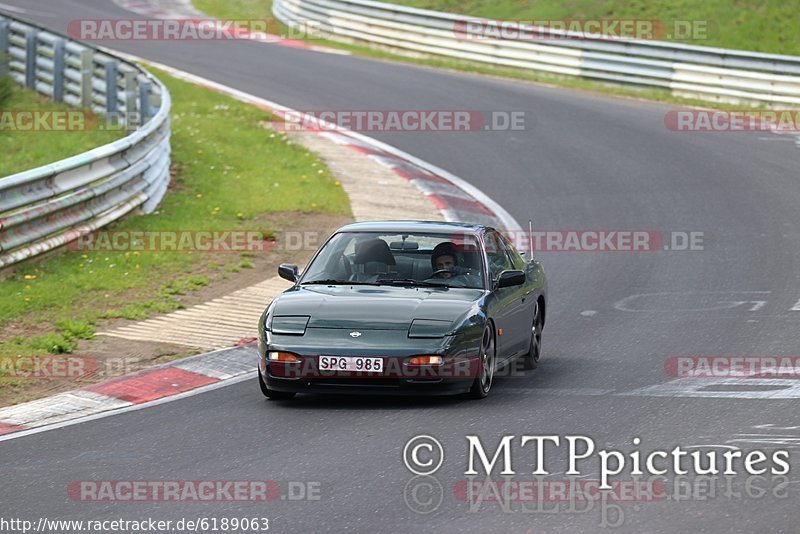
left=430, top=242, right=459, bottom=278
left=428, top=242, right=482, bottom=287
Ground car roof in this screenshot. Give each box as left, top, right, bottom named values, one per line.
left=334, top=220, right=491, bottom=235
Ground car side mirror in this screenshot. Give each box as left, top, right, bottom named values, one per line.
left=497, top=269, right=525, bottom=288
left=279, top=263, right=299, bottom=283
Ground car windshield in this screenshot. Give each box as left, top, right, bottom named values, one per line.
left=300, top=231, right=485, bottom=289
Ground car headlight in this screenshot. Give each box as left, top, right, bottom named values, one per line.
left=271, top=315, right=311, bottom=335
left=408, top=319, right=452, bottom=338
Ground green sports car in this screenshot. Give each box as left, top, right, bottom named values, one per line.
left=257, top=221, right=546, bottom=400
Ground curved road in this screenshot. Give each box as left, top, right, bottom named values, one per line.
left=2, top=1, right=800, bottom=532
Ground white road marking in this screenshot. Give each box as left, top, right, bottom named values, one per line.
left=727, top=437, right=800, bottom=447
left=580, top=310, right=597, bottom=317
left=716, top=300, right=767, bottom=311
left=614, top=291, right=772, bottom=313
left=0, top=345, right=258, bottom=442
left=682, top=444, right=740, bottom=450
left=0, top=2, right=54, bottom=16
left=0, top=372, right=253, bottom=443
left=620, top=377, right=800, bottom=400
left=0, top=2, right=27, bottom=14
left=724, top=425, right=800, bottom=448
left=0, top=391, right=131, bottom=428
left=505, top=387, right=613, bottom=396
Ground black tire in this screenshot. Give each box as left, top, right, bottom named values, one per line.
left=468, top=325, right=496, bottom=399
left=258, top=370, right=296, bottom=400
left=522, top=301, right=543, bottom=370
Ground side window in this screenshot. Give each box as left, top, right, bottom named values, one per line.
left=484, top=231, right=514, bottom=280
left=500, top=234, right=525, bottom=269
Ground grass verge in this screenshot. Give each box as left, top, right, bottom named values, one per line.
left=0, top=82, right=124, bottom=177
left=0, top=75, right=12, bottom=107
left=0, top=66, right=350, bottom=382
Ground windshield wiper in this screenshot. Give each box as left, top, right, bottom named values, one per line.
left=376, top=278, right=449, bottom=288
left=301, top=279, right=380, bottom=286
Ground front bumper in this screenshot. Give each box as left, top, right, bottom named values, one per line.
left=259, top=327, right=482, bottom=396
left=263, top=369, right=475, bottom=396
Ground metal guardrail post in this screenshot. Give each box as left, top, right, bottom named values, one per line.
left=79, top=48, right=93, bottom=108
left=151, top=86, right=161, bottom=114
left=139, top=81, right=152, bottom=122
left=52, top=38, right=65, bottom=103
left=24, top=28, right=37, bottom=89
left=105, top=60, right=118, bottom=114
left=0, top=20, right=9, bottom=77
left=124, top=70, right=137, bottom=126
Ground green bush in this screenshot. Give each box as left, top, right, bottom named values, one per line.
left=28, top=333, right=78, bottom=355
left=54, top=319, right=96, bottom=341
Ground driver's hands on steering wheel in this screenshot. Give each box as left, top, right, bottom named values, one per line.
left=429, top=266, right=472, bottom=278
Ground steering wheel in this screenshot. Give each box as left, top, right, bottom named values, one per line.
left=429, top=267, right=475, bottom=279
left=428, top=268, right=454, bottom=278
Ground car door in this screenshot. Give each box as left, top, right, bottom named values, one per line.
left=500, top=233, right=538, bottom=347
left=483, top=231, right=526, bottom=361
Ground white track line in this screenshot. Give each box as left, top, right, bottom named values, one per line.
left=0, top=372, right=253, bottom=443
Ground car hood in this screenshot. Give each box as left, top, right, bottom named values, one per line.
left=270, top=285, right=484, bottom=331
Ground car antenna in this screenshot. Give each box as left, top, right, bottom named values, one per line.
left=528, top=219, right=533, bottom=260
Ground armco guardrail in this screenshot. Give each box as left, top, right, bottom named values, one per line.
left=0, top=14, right=170, bottom=268
left=273, top=0, right=800, bottom=106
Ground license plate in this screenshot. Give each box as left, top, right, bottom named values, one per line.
left=319, top=356, right=384, bottom=373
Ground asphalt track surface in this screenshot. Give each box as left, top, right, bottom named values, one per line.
left=2, top=1, right=800, bottom=532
